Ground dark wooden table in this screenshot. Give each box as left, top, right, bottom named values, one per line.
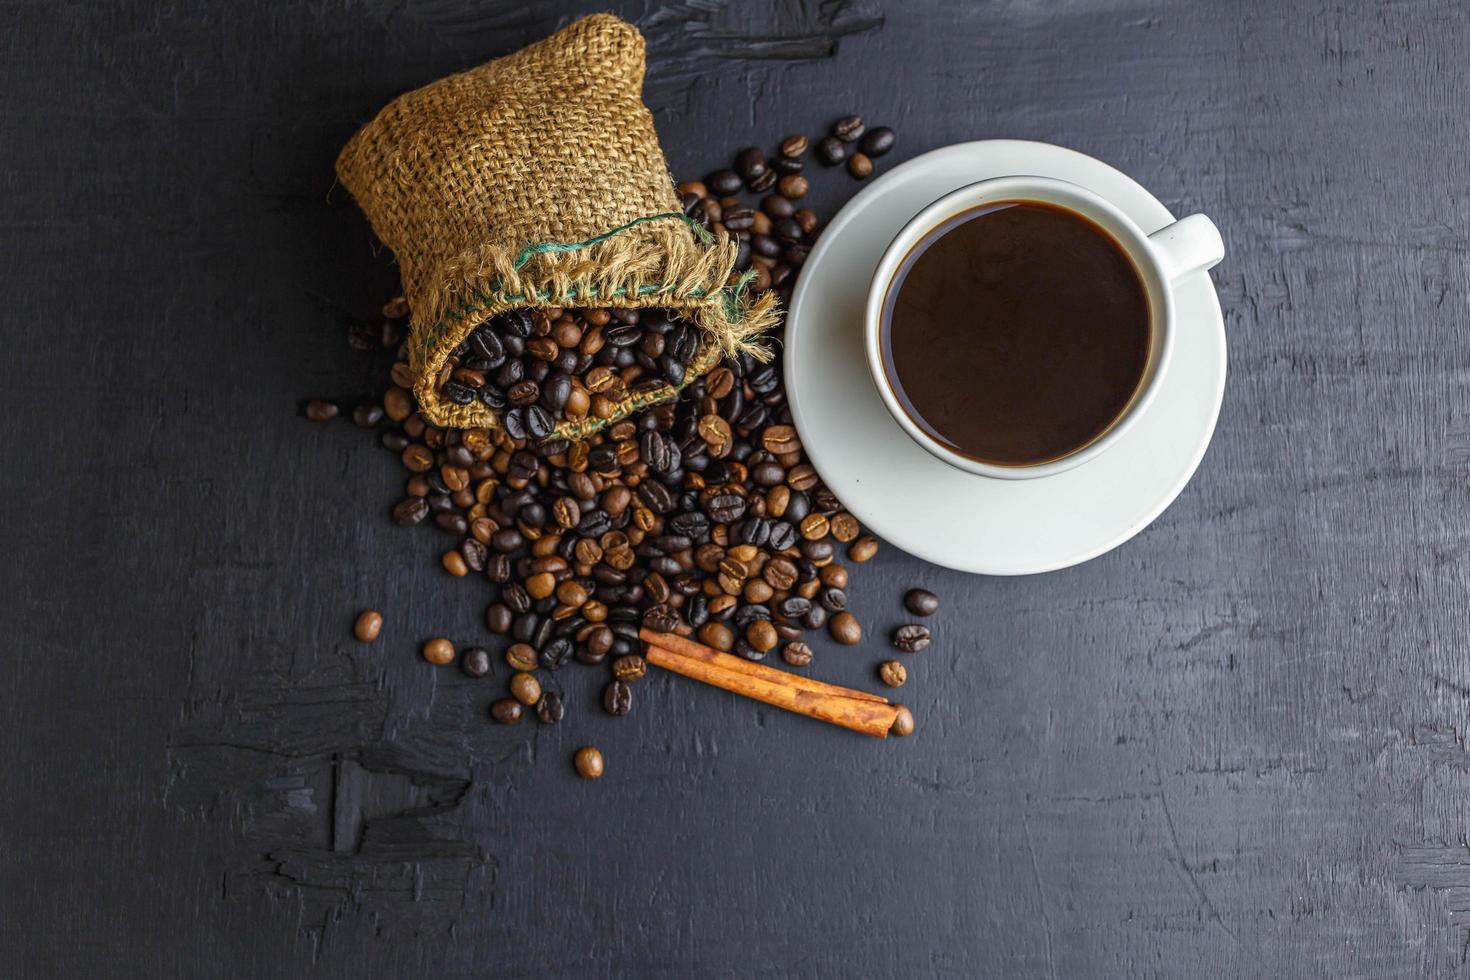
left=4, top=1, right=1466, bottom=976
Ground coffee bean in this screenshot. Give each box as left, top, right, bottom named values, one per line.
left=612, top=654, right=647, bottom=682
left=422, top=637, right=455, bottom=665
left=506, top=643, right=538, bottom=671
left=708, top=169, right=743, bottom=196
left=780, top=134, right=808, bottom=158
left=848, top=536, right=879, bottom=562
left=461, top=647, right=492, bottom=678
left=748, top=168, right=777, bottom=193
left=889, top=705, right=915, bottom=737
left=847, top=152, right=874, bottom=180
left=832, top=114, right=865, bottom=142
left=603, top=680, right=633, bottom=716
left=893, top=624, right=931, bottom=653
left=859, top=126, right=895, bottom=157
left=353, top=403, right=384, bottom=427
left=735, top=147, right=768, bottom=182
left=305, top=399, right=339, bottom=422
left=777, top=174, right=808, bottom=200
left=490, top=698, right=523, bottom=724
left=746, top=619, right=779, bottom=652
left=441, top=550, right=468, bottom=577
left=510, top=671, right=542, bottom=705
left=781, top=641, right=813, bottom=666
left=878, top=660, right=907, bottom=687
left=904, top=588, right=939, bottom=616
left=698, top=622, right=734, bottom=652
left=816, top=136, right=847, bottom=166
left=353, top=610, right=382, bottom=642
left=829, top=611, right=862, bottom=645
left=536, top=691, right=565, bottom=724
left=575, top=746, right=605, bottom=779
left=819, top=587, right=847, bottom=612
left=539, top=638, right=574, bottom=670
left=771, top=154, right=803, bottom=176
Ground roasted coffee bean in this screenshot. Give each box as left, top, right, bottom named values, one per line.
left=504, top=642, right=538, bottom=671
left=535, top=691, right=565, bottom=724
left=490, top=698, right=523, bottom=724
left=848, top=152, right=874, bottom=180
left=746, top=619, right=779, bottom=652
left=539, top=638, right=574, bottom=670
left=353, top=403, right=384, bottom=427
left=508, top=379, right=540, bottom=406
left=422, top=637, right=455, bottom=665
left=603, top=680, right=633, bottom=716
left=707, top=169, right=743, bottom=196
left=305, top=399, right=340, bottom=422
left=510, top=671, right=542, bottom=706
left=503, top=582, right=532, bottom=614
left=698, top=621, right=734, bottom=652
left=904, top=588, right=939, bottom=616
left=777, top=595, right=811, bottom=619
left=736, top=148, right=768, bottom=181
left=832, top=114, right=865, bottom=142
left=859, top=126, right=895, bottom=157
left=849, top=536, right=879, bottom=562
left=878, top=660, right=907, bottom=688
left=780, top=134, right=809, bottom=158
left=642, top=603, right=679, bottom=633
left=829, top=611, right=862, bottom=645
left=777, top=174, right=808, bottom=199
left=612, top=654, right=647, bottom=683
left=816, top=136, right=847, bottom=165
left=889, top=705, right=915, bottom=737
left=781, top=641, right=813, bottom=666
left=461, top=646, right=492, bottom=678
left=893, top=624, right=931, bottom=653
left=574, top=745, right=604, bottom=778
left=771, top=154, right=803, bottom=176
left=748, top=169, right=777, bottom=193
left=354, top=610, right=383, bottom=642
left=819, top=587, right=847, bottom=612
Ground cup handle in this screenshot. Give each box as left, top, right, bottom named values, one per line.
left=1147, top=214, right=1224, bottom=284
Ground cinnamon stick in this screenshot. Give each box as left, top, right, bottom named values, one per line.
left=639, top=628, right=890, bottom=704
left=640, top=629, right=905, bottom=738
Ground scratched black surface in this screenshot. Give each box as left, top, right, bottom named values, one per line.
left=3, top=1, right=1469, bottom=976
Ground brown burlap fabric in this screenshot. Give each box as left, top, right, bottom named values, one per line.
left=336, top=13, right=776, bottom=438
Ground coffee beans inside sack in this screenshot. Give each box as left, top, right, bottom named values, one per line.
left=335, top=14, right=777, bottom=441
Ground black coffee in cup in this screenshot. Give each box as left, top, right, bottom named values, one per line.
left=879, top=201, right=1150, bottom=467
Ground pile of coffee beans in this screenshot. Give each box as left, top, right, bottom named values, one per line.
left=314, top=116, right=905, bottom=770
left=434, top=307, right=704, bottom=435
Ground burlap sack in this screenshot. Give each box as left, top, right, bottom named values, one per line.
left=336, top=13, right=776, bottom=439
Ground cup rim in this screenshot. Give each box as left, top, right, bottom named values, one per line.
left=864, top=175, right=1175, bottom=481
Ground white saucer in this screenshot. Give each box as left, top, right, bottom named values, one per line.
left=785, top=140, right=1226, bottom=575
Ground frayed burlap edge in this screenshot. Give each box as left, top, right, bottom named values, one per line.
left=408, top=212, right=778, bottom=440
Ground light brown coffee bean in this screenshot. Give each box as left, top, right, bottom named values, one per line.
left=506, top=643, right=538, bottom=671
left=353, top=610, right=382, bottom=642
left=829, top=611, right=862, bottom=645
left=422, top=637, right=455, bottom=665
left=878, top=660, right=907, bottom=687
left=575, top=746, right=605, bottom=779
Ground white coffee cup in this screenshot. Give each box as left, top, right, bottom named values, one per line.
left=864, top=175, right=1224, bottom=480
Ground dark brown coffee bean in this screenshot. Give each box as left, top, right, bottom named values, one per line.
left=353, top=610, right=382, bottom=642
left=879, top=660, right=907, bottom=688
left=612, top=654, right=647, bottom=683
left=305, top=399, right=339, bottom=422
left=904, top=588, right=939, bottom=616
left=829, top=611, right=861, bottom=645
left=770, top=154, right=803, bottom=176
left=847, top=152, right=874, bottom=180
left=707, top=169, right=743, bottom=196
left=460, top=646, right=491, bottom=678
left=490, top=698, right=523, bottom=724
left=859, top=126, right=895, bottom=157
left=574, top=746, right=604, bottom=778
left=603, top=680, right=632, bottom=716
left=816, top=136, right=847, bottom=165
left=890, top=705, right=915, bottom=737
left=832, top=114, right=865, bottom=142
left=735, top=147, right=768, bottom=183
left=508, top=379, right=540, bottom=406
left=748, top=169, right=777, bottom=193
left=893, top=624, right=931, bottom=653
left=781, top=641, right=813, bottom=666
left=353, top=403, right=384, bottom=427
left=536, top=691, right=564, bottom=724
